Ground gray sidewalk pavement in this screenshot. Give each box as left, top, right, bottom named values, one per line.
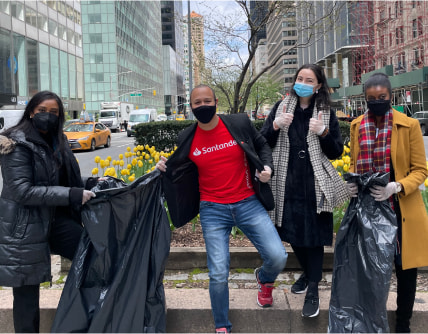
left=1, top=250, right=428, bottom=333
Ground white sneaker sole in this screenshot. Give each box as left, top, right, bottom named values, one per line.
left=301, top=298, right=320, bottom=318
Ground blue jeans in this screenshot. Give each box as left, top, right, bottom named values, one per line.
left=199, top=195, right=288, bottom=331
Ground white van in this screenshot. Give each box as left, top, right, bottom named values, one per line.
left=127, top=109, right=156, bottom=137
left=0, top=109, right=25, bottom=132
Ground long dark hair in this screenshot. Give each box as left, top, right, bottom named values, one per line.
left=289, top=64, right=331, bottom=108
left=3, top=91, right=67, bottom=165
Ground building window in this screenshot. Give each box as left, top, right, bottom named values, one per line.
left=284, top=68, right=295, bottom=74
left=38, top=13, right=48, bottom=32
left=283, top=40, right=297, bottom=46
left=90, top=54, right=103, bottom=64
left=284, top=77, right=294, bottom=83
left=47, top=1, right=57, bottom=11
left=413, top=19, right=418, bottom=38
left=88, top=14, right=101, bottom=24
left=25, top=6, right=37, bottom=27
left=285, top=48, right=297, bottom=55
left=282, top=21, right=296, bottom=28
left=417, top=17, right=423, bottom=36
left=48, top=19, right=58, bottom=36
left=283, top=58, right=297, bottom=65
left=0, top=1, right=10, bottom=14
left=282, top=30, right=297, bottom=37
left=89, top=33, right=102, bottom=43
left=90, top=73, right=104, bottom=82
left=395, top=1, right=403, bottom=17
left=395, top=26, right=404, bottom=45
left=11, top=2, right=24, bottom=21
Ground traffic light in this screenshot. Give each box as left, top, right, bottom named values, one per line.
left=153, top=90, right=156, bottom=96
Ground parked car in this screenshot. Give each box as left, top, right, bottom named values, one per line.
left=412, top=111, right=428, bottom=135
left=175, top=114, right=185, bottom=121
left=64, top=121, right=111, bottom=151
left=167, top=115, right=175, bottom=121
left=157, top=114, right=167, bottom=121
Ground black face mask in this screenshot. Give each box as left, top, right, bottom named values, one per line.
left=192, top=105, right=216, bottom=124
left=367, top=99, right=391, bottom=117
left=32, top=112, right=59, bottom=133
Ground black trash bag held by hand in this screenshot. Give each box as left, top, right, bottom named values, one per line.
left=51, top=170, right=171, bottom=333
left=328, top=172, right=397, bottom=333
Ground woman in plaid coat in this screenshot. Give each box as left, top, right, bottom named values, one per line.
left=348, top=73, right=428, bottom=332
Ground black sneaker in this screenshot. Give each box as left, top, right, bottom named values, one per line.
left=302, top=294, right=320, bottom=318
left=291, top=273, right=308, bottom=294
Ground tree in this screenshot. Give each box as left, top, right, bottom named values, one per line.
left=196, top=0, right=345, bottom=113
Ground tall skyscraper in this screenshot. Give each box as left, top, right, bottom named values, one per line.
left=0, top=0, right=84, bottom=117
left=81, top=1, right=164, bottom=113
left=189, top=11, right=204, bottom=87
left=161, top=1, right=186, bottom=115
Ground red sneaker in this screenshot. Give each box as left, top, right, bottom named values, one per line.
left=215, top=327, right=230, bottom=334
left=255, top=267, right=274, bottom=307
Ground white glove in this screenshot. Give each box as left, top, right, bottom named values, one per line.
left=256, top=166, right=272, bottom=183
left=82, top=190, right=96, bottom=205
left=370, top=182, right=397, bottom=201
left=274, top=112, right=293, bottom=130
left=346, top=182, right=358, bottom=198
left=309, top=111, right=326, bottom=135
left=156, top=156, right=168, bottom=172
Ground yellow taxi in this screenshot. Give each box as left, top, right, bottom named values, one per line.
left=64, top=121, right=111, bottom=151
left=175, top=114, right=185, bottom=121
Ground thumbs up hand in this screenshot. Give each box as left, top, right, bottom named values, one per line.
left=309, top=111, right=326, bottom=136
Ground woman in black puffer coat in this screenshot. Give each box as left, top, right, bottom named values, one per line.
left=0, top=91, right=96, bottom=333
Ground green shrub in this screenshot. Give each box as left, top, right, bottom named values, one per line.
left=134, top=120, right=195, bottom=151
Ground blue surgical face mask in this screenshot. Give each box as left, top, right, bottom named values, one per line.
left=293, top=82, right=315, bottom=98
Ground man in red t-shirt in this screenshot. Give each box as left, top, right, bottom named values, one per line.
left=157, top=85, right=287, bottom=334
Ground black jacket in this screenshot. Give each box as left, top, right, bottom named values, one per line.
left=0, top=127, right=86, bottom=287
left=162, top=113, right=274, bottom=228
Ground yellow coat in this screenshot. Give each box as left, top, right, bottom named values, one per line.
left=350, top=109, right=428, bottom=269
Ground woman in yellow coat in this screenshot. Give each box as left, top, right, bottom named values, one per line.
left=348, top=73, right=428, bottom=332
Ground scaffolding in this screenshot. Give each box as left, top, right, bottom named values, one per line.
left=372, top=0, right=428, bottom=115
left=348, top=1, right=376, bottom=85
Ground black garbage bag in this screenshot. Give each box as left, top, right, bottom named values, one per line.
left=51, top=170, right=171, bottom=333
left=328, top=172, right=397, bottom=333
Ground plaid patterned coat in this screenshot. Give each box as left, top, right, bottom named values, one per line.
left=350, top=109, right=428, bottom=269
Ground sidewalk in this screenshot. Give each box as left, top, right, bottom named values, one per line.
left=1, top=249, right=428, bottom=333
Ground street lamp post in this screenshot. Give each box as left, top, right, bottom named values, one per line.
left=110, top=70, right=133, bottom=101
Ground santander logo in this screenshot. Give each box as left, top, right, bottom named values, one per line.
left=193, top=139, right=237, bottom=156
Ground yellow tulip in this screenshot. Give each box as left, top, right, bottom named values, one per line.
left=133, top=147, right=138, bottom=152
left=119, top=154, right=123, bottom=160
left=132, top=158, right=137, bottom=166
left=425, top=178, right=428, bottom=187
left=94, top=156, right=101, bottom=163
left=127, top=164, right=132, bottom=170
left=145, top=154, right=150, bottom=160
left=343, top=164, right=349, bottom=172
left=107, top=156, right=112, bottom=161
left=145, top=144, right=149, bottom=150
left=126, top=147, right=131, bottom=152
left=138, top=161, right=143, bottom=168
left=76, top=158, right=79, bottom=163
left=332, top=161, right=338, bottom=169
left=149, top=159, right=153, bottom=164
left=91, top=167, right=99, bottom=175
left=128, top=175, right=135, bottom=182
left=119, top=160, right=124, bottom=166
left=337, top=159, right=344, bottom=167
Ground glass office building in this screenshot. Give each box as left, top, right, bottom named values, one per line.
left=0, top=0, right=84, bottom=117
left=81, top=1, right=164, bottom=113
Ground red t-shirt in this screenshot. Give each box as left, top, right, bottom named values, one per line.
left=189, top=119, right=255, bottom=203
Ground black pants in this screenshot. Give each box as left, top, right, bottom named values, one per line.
left=12, top=214, right=83, bottom=333
left=291, top=245, right=324, bottom=283
left=395, top=264, right=417, bottom=333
